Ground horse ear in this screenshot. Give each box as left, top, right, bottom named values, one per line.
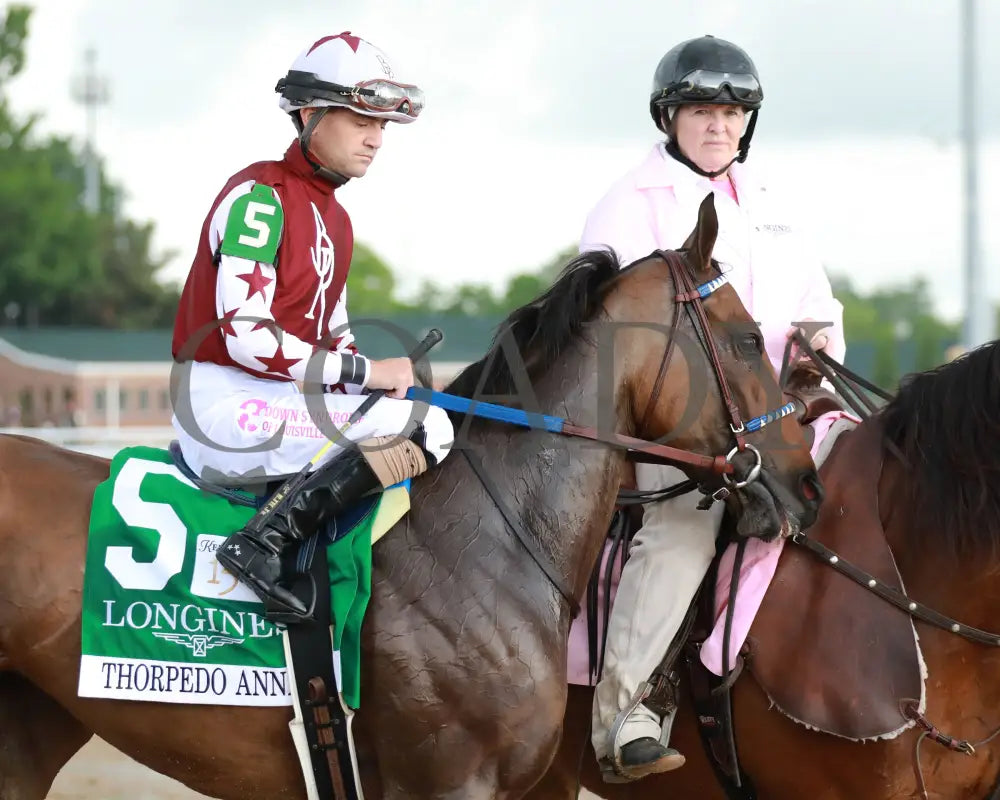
left=682, top=193, right=719, bottom=271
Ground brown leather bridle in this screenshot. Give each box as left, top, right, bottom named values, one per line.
left=454, top=249, right=797, bottom=616
left=570, top=248, right=796, bottom=495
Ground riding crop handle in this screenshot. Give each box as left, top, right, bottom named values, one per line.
left=346, top=327, right=443, bottom=424
left=245, top=328, right=444, bottom=532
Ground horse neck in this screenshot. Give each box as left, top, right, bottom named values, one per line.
left=879, top=459, right=1000, bottom=698
left=879, top=459, right=991, bottom=618
left=452, top=339, right=631, bottom=614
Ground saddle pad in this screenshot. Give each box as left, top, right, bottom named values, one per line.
left=699, top=411, right=857, bottom=676
left=567, top=538, right=625, bottom=686
left=743, top=418, right=926, bottom=740
left=78, top=446, right=407, bottom=709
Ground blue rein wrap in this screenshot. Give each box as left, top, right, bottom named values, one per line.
left=405, top=387, right=566, bottom=433
left=405, top=388, right=795, bottom=438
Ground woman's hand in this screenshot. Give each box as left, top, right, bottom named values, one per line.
left=785, top=317, right=831, bottom=351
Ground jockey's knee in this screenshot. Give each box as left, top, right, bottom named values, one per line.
left=356, top=404, right=451, bottom=488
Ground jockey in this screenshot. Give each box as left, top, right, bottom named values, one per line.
left=578, top=35, right=846, bottom=780
left=170, top=32, right=452, bottom=619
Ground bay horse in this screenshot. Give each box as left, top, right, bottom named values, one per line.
left=529, top=339, right=1000, bottom=799
left=0, top=195, right=821, bottom=799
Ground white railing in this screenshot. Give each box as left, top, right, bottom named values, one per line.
left=0, top=426, right=175, bottom=457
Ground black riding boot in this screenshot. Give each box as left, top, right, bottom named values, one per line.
left=216, top=447, right=382, bottom=620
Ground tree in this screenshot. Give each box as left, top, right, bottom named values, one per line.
left=0, top=4, right=180, bottom=329
left=499, top=244, right=578, bottom=310
left=0, top=5, right=29, bottom=95
left=71, top=217, right=180, bottom=327
left=392, top=243, right=581, bottom=318
left=345, top=242, right=401, bottom=314
left=830, top=274, right=959, bottom=389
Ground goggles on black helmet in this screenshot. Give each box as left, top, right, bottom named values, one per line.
left=658, top=69, right=762, bottom=106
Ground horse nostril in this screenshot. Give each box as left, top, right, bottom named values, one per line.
left=800, top=471, right=824, bottom=505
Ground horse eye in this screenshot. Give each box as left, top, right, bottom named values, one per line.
left=738, top=333, right=763, bottom=356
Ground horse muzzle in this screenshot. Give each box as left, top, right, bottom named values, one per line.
left=729, top=465, right=822, bottom=542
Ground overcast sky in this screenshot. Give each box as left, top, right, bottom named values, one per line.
left=7, top=0, right=1000, bottom=324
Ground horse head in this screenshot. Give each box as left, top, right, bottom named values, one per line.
left=610, top=193, right=822, bottom=541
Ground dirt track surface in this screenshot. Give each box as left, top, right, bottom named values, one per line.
left=47, top=738, right=602, bottom=799
left=47, top=739, right=213, bottom=799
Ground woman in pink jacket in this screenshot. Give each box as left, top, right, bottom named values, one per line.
left=578, top=34, right=851, bottom=782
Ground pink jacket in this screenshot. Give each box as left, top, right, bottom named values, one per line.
left=580, top=143, right=846, bottom=376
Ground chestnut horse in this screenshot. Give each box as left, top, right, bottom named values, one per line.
left=530, top=340, right=1000, bottom=799
left=0, top=196, right=820, bottom=799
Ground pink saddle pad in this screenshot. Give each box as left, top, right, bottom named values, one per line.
left=567, top=411, right=857, bottom=685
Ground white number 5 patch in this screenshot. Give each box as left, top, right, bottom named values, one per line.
left=220, top=183, right=283, bottom=264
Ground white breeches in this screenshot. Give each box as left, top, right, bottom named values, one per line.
left=591, top=463, right=722, bottom=758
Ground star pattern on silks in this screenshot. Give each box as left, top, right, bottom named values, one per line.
left=257, top=345, right=301, bottom=377
left=236, top=264, right=273, bottom=302
left=217, top=308, right=239, bottom=337
left=308, top=31, right=361, bottom=55
left=251, top=318, right=281, bottom=337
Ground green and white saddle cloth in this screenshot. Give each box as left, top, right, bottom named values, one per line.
left=78, top=446, right=408, bottom=709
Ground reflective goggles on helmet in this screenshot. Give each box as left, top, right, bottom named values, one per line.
left=276, top=71, right=425, bottom=119
left=352, top=79, right=425, bottom=118
left=659, top=69, right=763, bottom=105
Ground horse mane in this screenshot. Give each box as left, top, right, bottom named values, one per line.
left=879, top=340, right=1000, bottom=561
left=445, top=248, right=626, bottom=398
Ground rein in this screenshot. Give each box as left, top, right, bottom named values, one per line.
left=789, top=529, right=1000, bottom=647
left=776, top=335, right=1000, bottom=648
left=408, top=254, right=796, bottom=480
left=407, top=387, right=794, bottom=479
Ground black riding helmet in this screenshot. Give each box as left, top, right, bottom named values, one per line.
left=649, top=35, right=763, bottom=178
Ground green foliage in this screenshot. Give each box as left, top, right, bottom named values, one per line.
left=0, top=5, right=29, bottom=87
left=0, top=4, right=179, bottom=329
left=831, top=274, right=960, bottom=388
left=345, top=242, right=401, bottom=314
left=346, top=242, right=581, bottom=318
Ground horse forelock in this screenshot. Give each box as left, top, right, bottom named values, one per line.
left=880, top=340, right=1000, bottom=563
left=445, top=248, right=629, bottom=400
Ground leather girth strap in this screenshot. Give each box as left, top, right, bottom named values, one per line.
left=285, top=545, right=360, bottom=799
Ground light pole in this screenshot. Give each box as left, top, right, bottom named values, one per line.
left=71, top=47, right=109, bottom=214
left=961, top=0, right=991, bottom=348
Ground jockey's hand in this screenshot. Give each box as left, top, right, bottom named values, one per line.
left=367, top=357, right=415, bottom=399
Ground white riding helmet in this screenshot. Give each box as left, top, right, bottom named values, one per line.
left=276, top=32, right=425, bottom=124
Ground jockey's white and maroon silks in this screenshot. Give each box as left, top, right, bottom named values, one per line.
left=172, top=142, right=368, bottom=391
